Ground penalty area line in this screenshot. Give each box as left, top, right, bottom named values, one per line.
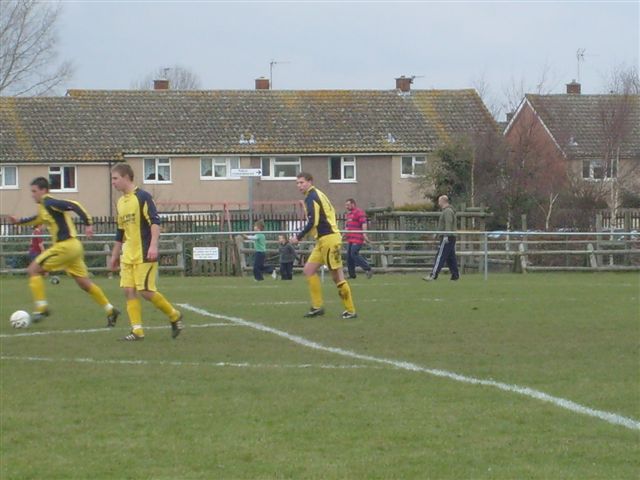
left=178, top=303, right=640, bottom=432
left=0, top=355, right=381, bottom=371
left=0, top=322, right=239, bottom=339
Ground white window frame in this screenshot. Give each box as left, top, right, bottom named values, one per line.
left=0, top=165, right=18, bottom=189
left=48, top=165, right=77, bottom=192
left=401, top=155, right=426, bottom=178
left=200, top=156, right=241, bottom=180
left=328, top=156, right=357, bottom=183
left=260, top=156, right=301, bottom=179
left=144, top=157, right=172, bottom=184
left=582, top=159, right=616, bottom=181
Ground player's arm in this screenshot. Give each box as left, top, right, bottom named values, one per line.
left=46, top=198, right=93, bottom=225
left=110, top=227, right=125, bottom=271
left=295, top=195, right=319, bottom=241
left=142, top=193, right=161, bottom=261
left=9, top=214, right=40, bottom=226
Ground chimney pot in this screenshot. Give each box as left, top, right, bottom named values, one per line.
left=506, top=111, right=514, bottom=122
left=154, top=79, right=170, bottom=90
left=255, top=77, right=270, bottom=90
left=566, top=80, right=581, bottom=95
left=396, top=76, right=413, bottom=93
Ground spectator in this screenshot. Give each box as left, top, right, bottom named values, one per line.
left=344, top=198, right=373, bottom=279
left=277, top=234, right=296, bottom=280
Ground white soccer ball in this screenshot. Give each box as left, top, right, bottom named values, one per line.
left=10, top=310, right=32, bottom=329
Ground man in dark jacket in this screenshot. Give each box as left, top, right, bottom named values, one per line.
left=424, top=195, right=459, bottom=281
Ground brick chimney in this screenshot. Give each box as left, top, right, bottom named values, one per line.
left=395, top=76, right=413, bottom=93
left=154, top=79, right=170, bottom=90
left=566, top=80, right=581, bottom=94
left=255, top=77, right=270, bottom=90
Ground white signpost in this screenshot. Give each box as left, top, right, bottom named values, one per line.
left=230, top=169, right=262, bottom=229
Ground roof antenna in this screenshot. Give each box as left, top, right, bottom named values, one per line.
left=269, top=59, right=291, bottom=89
left=576, top=49, right=585, bottom=83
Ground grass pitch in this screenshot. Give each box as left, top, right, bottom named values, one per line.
left=1, top=272, right=639, bottom=479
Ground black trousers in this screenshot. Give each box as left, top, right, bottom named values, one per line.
left=280, top=261, right=293, bottom=280
left=430, top=236, right=459, bottom=279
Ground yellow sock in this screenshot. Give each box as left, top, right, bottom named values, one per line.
left=306, top=274, right=323, bottom=309
left=126, top=298, right=144, bottom=336
left=149, top=292, right=179, bottom=321
left=87, top=283, right=111, bottom=310
left=28, top=275, right=47, bottom=313
left=337, top=280, right=355, bottom=313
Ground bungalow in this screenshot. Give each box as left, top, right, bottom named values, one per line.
left=1, top=77, right=496, bottom=218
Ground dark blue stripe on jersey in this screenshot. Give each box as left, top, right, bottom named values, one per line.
left=301, top=189, right=334, bottom=239
left=135, top=189, right=160, bottom=261
left=44, top=199, right=72, bottom=241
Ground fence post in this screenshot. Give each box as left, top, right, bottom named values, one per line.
left=103, top=243, right=112, bottom=279
left=234, top=234, right=247, bottom=276
left=518, top=242, right=528, bottom=274
left=175, top=238, right=185, bottom=276
left=587, top=243, right=598, bottom=269
left=483, top=233, right=488, bottom=281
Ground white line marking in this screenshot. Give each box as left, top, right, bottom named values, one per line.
left=179, top=303, right=640, bottom=431
left=0, top=322, right=238, bottom=338
left=0, top=355, right=381, bottom=371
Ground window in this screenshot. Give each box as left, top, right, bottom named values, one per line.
left=329, top=156, right=356, bottom=182
left=144, top=157, right=171, bottom=183
left=261, top=157, right=301, bottom=179
left=582, top=159, right=617, bottom=180
left=49, top=166, right=76, bottom=191
left=0, top=166, right=18, bottom=189
left=201, top=157, right=240, bottom=179
left=401, top=156, right=426, bottom=177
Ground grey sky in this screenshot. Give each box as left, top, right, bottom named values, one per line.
left=58, top=1, right=639, bottom=115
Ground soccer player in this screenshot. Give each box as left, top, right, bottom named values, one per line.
left=9, top=177, right=119, bottom=325
left=290, top=172, right=357, bottom=319
left=109, top=163, right=183, bottom=341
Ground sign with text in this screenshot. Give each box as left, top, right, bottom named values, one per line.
left=192, top=247, right=219, bottom=260
left=231, top=168, right=262, bottom=177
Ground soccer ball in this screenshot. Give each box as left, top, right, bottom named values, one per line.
left=10, top=310, right=32, bottom=329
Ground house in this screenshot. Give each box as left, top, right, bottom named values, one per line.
left=1, top=77, right=496, bottom=218
left=504, top=81, right=640, bottom=206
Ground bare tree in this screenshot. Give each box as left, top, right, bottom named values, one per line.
left=0, top=0, right=72, bottom=96
left=132, top=66, right=202, bottom=90
left=501, top=62, right=557, bottom=118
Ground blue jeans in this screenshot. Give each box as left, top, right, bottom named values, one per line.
left=253, top=252, right=273, bottom=281
left=347, top=243, right=371, bottom=278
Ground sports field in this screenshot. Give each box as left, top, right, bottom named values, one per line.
left=1, top=273, right=638, bottom=479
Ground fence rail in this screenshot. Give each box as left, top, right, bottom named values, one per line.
left=2, top=230, right=637, bottom=278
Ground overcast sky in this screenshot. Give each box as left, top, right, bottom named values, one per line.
left=58, top=1, right=639, bottom=116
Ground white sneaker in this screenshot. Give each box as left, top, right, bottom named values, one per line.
left=272, top=270, right=277, bottom=279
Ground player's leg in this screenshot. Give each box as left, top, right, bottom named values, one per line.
left=326, top=235, right=356, bottom=318
left=137, top=262, right=183, bottom=338
left=26, top=258, right=49, bottom=320
left=119, top=263, right=145, bottom=340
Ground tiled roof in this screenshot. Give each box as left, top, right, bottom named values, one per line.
left=0, top=89, right=496, bottom=163
left=525, top=94, right=640, bottom=159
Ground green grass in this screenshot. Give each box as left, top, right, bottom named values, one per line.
left=1, top=273, right=639, bottom=479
